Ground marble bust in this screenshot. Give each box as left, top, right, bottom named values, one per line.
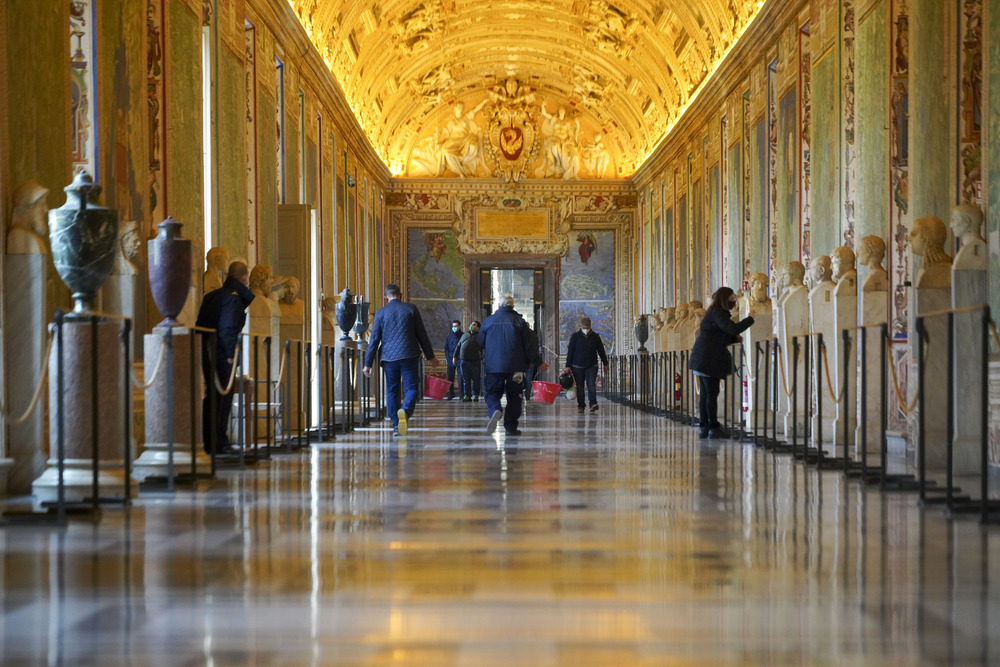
left=950, top=203, right=986, bottom=271
left=278, top=276, right=305, bottom=324
left=778, top=261, right=806, bottom=299
left=807, top=256, right=834, bottom=291
left=662, top=306, right=676, bottom=329
left=248, top=264, right=283, bottom=318
left=7, top=181, right=49, bottom=255
left=672, top=302, right=690, bottom=330
left=831, top=246, right=857, bottom=296
left=743, top=272, right=772, bottom=314
left=857, top=235, right=888, bottom=292
left=908, top=216, right=952, bottom=288
left=110, top=220, right=139, bottom=276
left=204, top=246, right=229, bottom=293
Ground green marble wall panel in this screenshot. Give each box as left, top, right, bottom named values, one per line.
left=910, top=0, right=951, bottom=221
left=750, top=119, right=769, bottom=276
left=988, top=2, right=1000, bottom=317
left=217, top=48, right=247, bottom=257
left=855, top=2, right=889, bottom=245
left=285, top=113, right=300, bottom=206
left=810, top=51, right=841, bottom=257
left=708, top=167, right=722, bottom=291
left=726, top=143, right=743, bottom=288
left=777, top=89, right=798, bottom=263
left=6, top=2, right=69, bottom=196
left=256, top=94, right=278, bottom=267
left=166, top=2, right=203, bottom=243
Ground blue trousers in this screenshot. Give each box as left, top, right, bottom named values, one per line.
left=383, top=356, right=421, bottom=427
left=485, top=372, right=524, bottom=431
left=571, top=365, right=599, bottom=407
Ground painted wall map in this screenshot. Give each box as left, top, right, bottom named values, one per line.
left=559, top=231, right=615, bottom=354
left=407, top=229, right=465, bottom=351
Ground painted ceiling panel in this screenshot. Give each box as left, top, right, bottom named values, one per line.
left=288, top=0, right=763, bottom=180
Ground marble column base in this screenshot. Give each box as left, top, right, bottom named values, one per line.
left=132, top=445, right=211, bottom=482
left=32, top=459, right=126, bottom=503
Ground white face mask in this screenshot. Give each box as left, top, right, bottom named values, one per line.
left=581, top=328, right=590, bottom=334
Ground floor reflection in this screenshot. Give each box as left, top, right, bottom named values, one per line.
left=1, top=399, right=998, bottom=665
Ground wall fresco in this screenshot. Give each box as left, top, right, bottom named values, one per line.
left=559, top=230, right=616, bottom=354
left=407, top=228, right=466, bottom=351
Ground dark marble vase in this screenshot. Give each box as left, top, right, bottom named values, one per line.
left=353, top=301, right=371, bottom=338
left=148, top=216, right=192, bottom=327
left=48, top=171, right=118, bottom=314
left=635, top=314, right=649, bottom=353
left=335, top=287, right=357, bottom=340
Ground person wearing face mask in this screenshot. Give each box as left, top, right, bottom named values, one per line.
left=454, top=320, right=483, bottom=401
left=565, top=316, right=609, bottom=414
left=443, top=319, right=463, bottom=400
left=688, top=286, right=756, bottom=439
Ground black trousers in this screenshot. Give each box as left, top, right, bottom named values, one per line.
left=202, top=358, right=235, bottom=452
left=698, top=375, right=721, bottom=429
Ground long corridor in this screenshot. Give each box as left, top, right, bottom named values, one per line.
left=2, top=397, right=999, bottom=665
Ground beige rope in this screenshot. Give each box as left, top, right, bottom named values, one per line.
left=989, top=320, right=1000, bottom=353
left=212, top=343, right=241, bottom=396
left=776, top=346, right=792, bottom=398
left=819, top=342, right=846, bottom=405
left=887, top=337, right=919, bottom=415
left=129, top=338, right=169, bottom=390
left=0, top=329, right=55, bottom=426
left=270, top=345, right=289, bottom=389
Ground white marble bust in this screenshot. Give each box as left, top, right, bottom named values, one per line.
left=7, top=181, right=48, bottom=255
left=204, top=246, right=229, bottom=293
left=248, top=264, right=283, bottom=318
left=743, top=271, right=772, bottom=315
left=672, top=302, right=690, bottom=331
left=110, top=220, right=139, bottom=276
left=831, top=246, right=857, bottom=296
left=857, top=235, right=888, bottom=292
left=278, top=276, right=305, bottom=324
left=908, top=216, right=952, bottom=288
left=807, top=256, right=835, bottom=296
left=950, top=203, right=986, bottom=271
left=777, top=261, right=807, bottom=302
left=662, top=306, right=676, bottom=329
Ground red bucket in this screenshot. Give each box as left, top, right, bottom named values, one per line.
left=424, top=374, right=451, bottom=400
left=532, top=380, right=562, bottom=404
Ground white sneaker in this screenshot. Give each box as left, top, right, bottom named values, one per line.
left=486, top=408, right=503, bottom=434
left=396, top=409, right=408, bottom=436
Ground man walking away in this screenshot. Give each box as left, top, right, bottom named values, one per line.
left=478, top=296, right=548, bottom=436
left=196, top=261, right=254, bottom=455
left=443, top=319, right=462, bottom=400
left=363, top=283, right=436, bottom=437
left=565, top=316, right=609, bottom=414
left=454, top=320, right=482, bottom=402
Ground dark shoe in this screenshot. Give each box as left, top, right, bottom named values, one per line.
left=577, top=406, right=586, bottom=414
left=392, top=427, right=401, bottom=437
left=473, top=396, right=480, bottom=402
left=461, top=396, right=472, bottom=402
left=707, top=427, right=730, bottom=439
left=505, top=429, right=522, bottom=436
left=487, top=408, right=503, bottom=434
left=698, top=429, right=710, bottom=439
left=589, top=404, right=599, bottom=413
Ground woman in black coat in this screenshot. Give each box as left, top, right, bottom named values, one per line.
left=687, top=286, right=755, bottom=439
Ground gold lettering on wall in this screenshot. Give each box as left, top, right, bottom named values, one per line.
left=476, top=210, right=548, bottom=239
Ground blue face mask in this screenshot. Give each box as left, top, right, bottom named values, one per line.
left=452, top=326, right=459, bottom=332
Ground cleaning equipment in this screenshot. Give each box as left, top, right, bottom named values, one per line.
left=531, top=381, right=561, bottom=404
left=424, top=374, right=451, bottom=400
left=559, top=368, right=575, bottom=389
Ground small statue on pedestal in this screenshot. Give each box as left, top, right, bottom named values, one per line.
left=204, top=247, right=229, bottom=294
left=857, top=235, right=888, bottom=292
left=907, top=216, right=952, bottom=288
left=831, top=246, right=857, bottom=295
left=950, top=203, right=986, bottom=271
left=7, top=181, right=49, bottom=255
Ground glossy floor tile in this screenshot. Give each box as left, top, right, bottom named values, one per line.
left=2, top=398, right=999, bottom=665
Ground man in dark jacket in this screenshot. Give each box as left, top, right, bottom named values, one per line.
left=363, top=283, right=436, bottom=436
left=478, top=296, right=548, bottom=435
left=454, top=320, right=482, bottom=401
left=565, top=316, right=609, bottom=414
left=196, top=261, right=254, bottom=455
left=443, top=319, right=462, bottom=400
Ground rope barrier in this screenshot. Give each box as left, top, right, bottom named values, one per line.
left=212, top=343, right=241, bottom=396
left=989, top=319, right=1000, bottom=354
left=129, top=338, right=169, bottom=390
left=776, top=346, right=792, bottom=398
left=887, top=337, right=919, bottom=415
left=0, top=329, right=55, bottom=425
left=270, top=345, right=288, bottom=390
left=819, top=342, right=846, bottom=405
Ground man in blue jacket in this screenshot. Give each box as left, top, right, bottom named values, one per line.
left=363, top=283, right=436, bottom=436
left=443, top=319, right=463, bottom=400
left=196, top=261, right=254, bottom=455
left=565, top=316, right=609, bottom=414
left=478, top=295, right=548, bottom=436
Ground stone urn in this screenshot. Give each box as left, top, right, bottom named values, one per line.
left=353, top=300, right=371, bottom=339
left=148, top=216, right=192, bottom=327
left=49, top=171, right=118, bottom=314
left=634, top=314, right=649, bottom=353
left=335, top=287, right=357, bottom=340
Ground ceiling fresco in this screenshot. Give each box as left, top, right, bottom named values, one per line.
left=288, top=0, right=763, bottom=180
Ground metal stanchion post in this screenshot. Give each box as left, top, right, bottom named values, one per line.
left=305, top=342, right=312, bottom=448
left=917, top=317, right=927, bottom=501
left=165, top=325, right=175, bottom=492
left=842, top=329, right=850, bottom=472
left=791, top=337, right=799, bottom=456
left=981, top=309, right=990, bottom=523
left=880, top=324, right=889, bottom=490
left=265, top=337, right=272, bottom=456
left=89, top=315, right=100, bottom=510
left=946, top=312, right=955, bottom=509
left=860, top=327, right=868, bottom=473
left=122, top=319, right=133, bottom=502
left=189, top=329, right=197, bottom=479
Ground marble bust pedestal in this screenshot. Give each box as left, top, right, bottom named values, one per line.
left=279, top=300, right=306, bottom=435
left=911, top=286, right=951, bottom=469
left=856, top=287, right=888, bottom=456
left=808, top=285, right=836, bottom=450
left=951, top=265, right=986, bottom=475
left=245, top=297, right=281, bottom=440
left=132, top=327, right=210, bottom=481
left=32, top=318, right=127, bottom=503
left=776, top=288, right=809, bottom=439
left=3, top=252, right=47, bottom=493
left=741, top=308, right=772, bottom=435
left=832, top=286, right=858, bottom=453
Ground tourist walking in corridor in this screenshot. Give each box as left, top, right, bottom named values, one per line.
left=565, top=317, right=609, bottom=414
left=443, top=319, right=463, bottom=399
left=363, top=283, right=436, bottom=437
left=479, top=296, right=548, bottom=435
left=454, top=320, right=482, bottom=401
left=688, top=286, right=755, bottom=439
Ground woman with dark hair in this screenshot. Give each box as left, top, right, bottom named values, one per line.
left=687, top=286, right=756, bottom=439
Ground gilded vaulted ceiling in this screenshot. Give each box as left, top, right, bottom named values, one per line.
left=288, top=0, right=762, bottom=180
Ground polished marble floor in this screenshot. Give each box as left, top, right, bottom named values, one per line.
left=2, top=397, right=999, bottom=665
